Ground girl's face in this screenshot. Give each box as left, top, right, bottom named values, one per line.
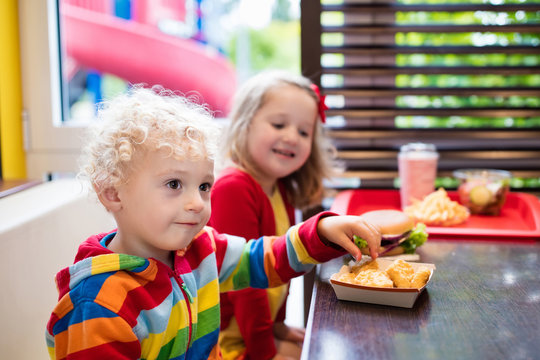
left=246, top=84, right=318, bottom=191
left=111, top=148, right=214, bottom=265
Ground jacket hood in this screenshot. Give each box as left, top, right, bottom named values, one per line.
left=54, top=232, right=148, bottom=300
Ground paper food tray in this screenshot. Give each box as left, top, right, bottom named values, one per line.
left=329, top=258, right=435, bottom=308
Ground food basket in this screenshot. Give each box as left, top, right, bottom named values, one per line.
left=329, top=258, right=436, bottom=308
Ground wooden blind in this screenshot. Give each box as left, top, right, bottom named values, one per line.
left=300, top=0, right=540, bottom=193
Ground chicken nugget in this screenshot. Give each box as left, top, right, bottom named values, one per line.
left=386, top=259, right=415, bottom=288
left=354, top=269, right=394, bottom=288
left=337, top=272, right=357, bottom=283
left=336, top=265, right=356, bottom=283
left=359, top=260, right=379, bottom=272
left=411, top=266, right=431, bottom=288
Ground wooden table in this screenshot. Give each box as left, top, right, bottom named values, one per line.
left=301, top=240, right=540, bottom=360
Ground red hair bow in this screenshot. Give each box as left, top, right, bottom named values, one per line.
left=310, top=83, right=328, bottom=124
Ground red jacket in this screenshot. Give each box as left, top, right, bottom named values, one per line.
left=209, top=167, right=295, bottom=360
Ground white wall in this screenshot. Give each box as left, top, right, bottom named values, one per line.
left=0, top=179, right=115, bottom=359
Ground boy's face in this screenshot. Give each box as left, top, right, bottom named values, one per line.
left=113, top=148, right=214, bottom=263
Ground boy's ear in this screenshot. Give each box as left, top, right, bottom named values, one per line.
left=97, top=187, right=122, bottom=212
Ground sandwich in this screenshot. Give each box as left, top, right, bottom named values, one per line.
left=353, top=209, right=428, bottom=256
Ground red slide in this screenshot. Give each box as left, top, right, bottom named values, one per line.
left=61, top=4, right=236, bottom=115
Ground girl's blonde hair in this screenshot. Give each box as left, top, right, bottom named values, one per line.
left=79, top=85, right=219, bottom=194
left=222, top=70, right=341, bottom=210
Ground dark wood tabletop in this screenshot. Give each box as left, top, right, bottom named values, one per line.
left=301, top=240, right=540, bottom=360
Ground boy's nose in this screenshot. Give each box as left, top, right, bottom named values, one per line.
left=185, top=192, right=205, bottom=212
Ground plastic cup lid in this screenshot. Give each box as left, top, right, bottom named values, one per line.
left=400, top=142, right=437, bottom=153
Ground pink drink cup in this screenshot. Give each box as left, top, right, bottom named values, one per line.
left=398, top=144, right=439, bottom=209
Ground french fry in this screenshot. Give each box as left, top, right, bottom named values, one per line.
left=404, top=188, right=469, bottom=226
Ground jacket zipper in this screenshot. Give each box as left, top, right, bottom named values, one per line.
left=172, top=269, right=193, bottom=355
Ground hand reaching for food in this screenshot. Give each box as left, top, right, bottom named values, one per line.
left=354, top=209, right=428, bottom=256
left=317, top=215, right=381, bottom=261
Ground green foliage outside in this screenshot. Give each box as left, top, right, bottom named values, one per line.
left=394, top=7, right=540, bottom=129
left=395, top=176, right=540, bottom=190
left=320, top=0, right=540, bottom=188
left=226, top=20, right=301, bottom=76
left=395, top=3, right=540, bottom=189
left=320, top=2, right=540, bottom=130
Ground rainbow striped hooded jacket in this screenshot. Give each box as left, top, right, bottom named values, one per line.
left=45, top=212, right=345, bottom=359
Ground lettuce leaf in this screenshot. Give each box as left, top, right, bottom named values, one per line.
left=353, top=223, right=428, bottom=254
left=353, top=235, right=368, bottom=249
left=400, top=223, right=428, bottom=254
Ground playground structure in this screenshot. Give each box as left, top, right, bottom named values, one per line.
left=60, top=0, right=236, bottom=114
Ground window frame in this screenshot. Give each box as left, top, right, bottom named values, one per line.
left=18, top=0, right=84, bottom=179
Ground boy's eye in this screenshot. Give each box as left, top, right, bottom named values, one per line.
left=167, top=180, right=181, bottom=190
left=299, top=129, right=310, bottom=138
left=272, top=123, right=284, bottom=129
left=199, top=183, right=212, bottom=192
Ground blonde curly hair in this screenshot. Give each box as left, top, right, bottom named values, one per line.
left=79, top=85, right=219, bottom=195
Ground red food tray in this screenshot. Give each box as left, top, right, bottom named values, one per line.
left=330, top=189, right=540, bottom=241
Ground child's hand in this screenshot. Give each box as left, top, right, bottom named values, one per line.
left=317, top=215, right=381, bottom=261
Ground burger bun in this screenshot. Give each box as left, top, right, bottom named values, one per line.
left=359, top=210, right=415, bottom=256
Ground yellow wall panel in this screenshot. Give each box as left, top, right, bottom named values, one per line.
left=0, top=0, right=26, bottom=178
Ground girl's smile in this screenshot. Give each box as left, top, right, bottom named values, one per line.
left=272, top=147, right=296, bottom=158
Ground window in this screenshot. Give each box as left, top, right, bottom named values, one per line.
left=301, top=0, right=540, bottom=194
left=57, top=0, right=237, bottom=123
left=19, top=0, right=300, bottom=179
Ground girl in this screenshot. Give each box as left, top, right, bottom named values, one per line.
left=209, top=71, right=340, bottom=360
